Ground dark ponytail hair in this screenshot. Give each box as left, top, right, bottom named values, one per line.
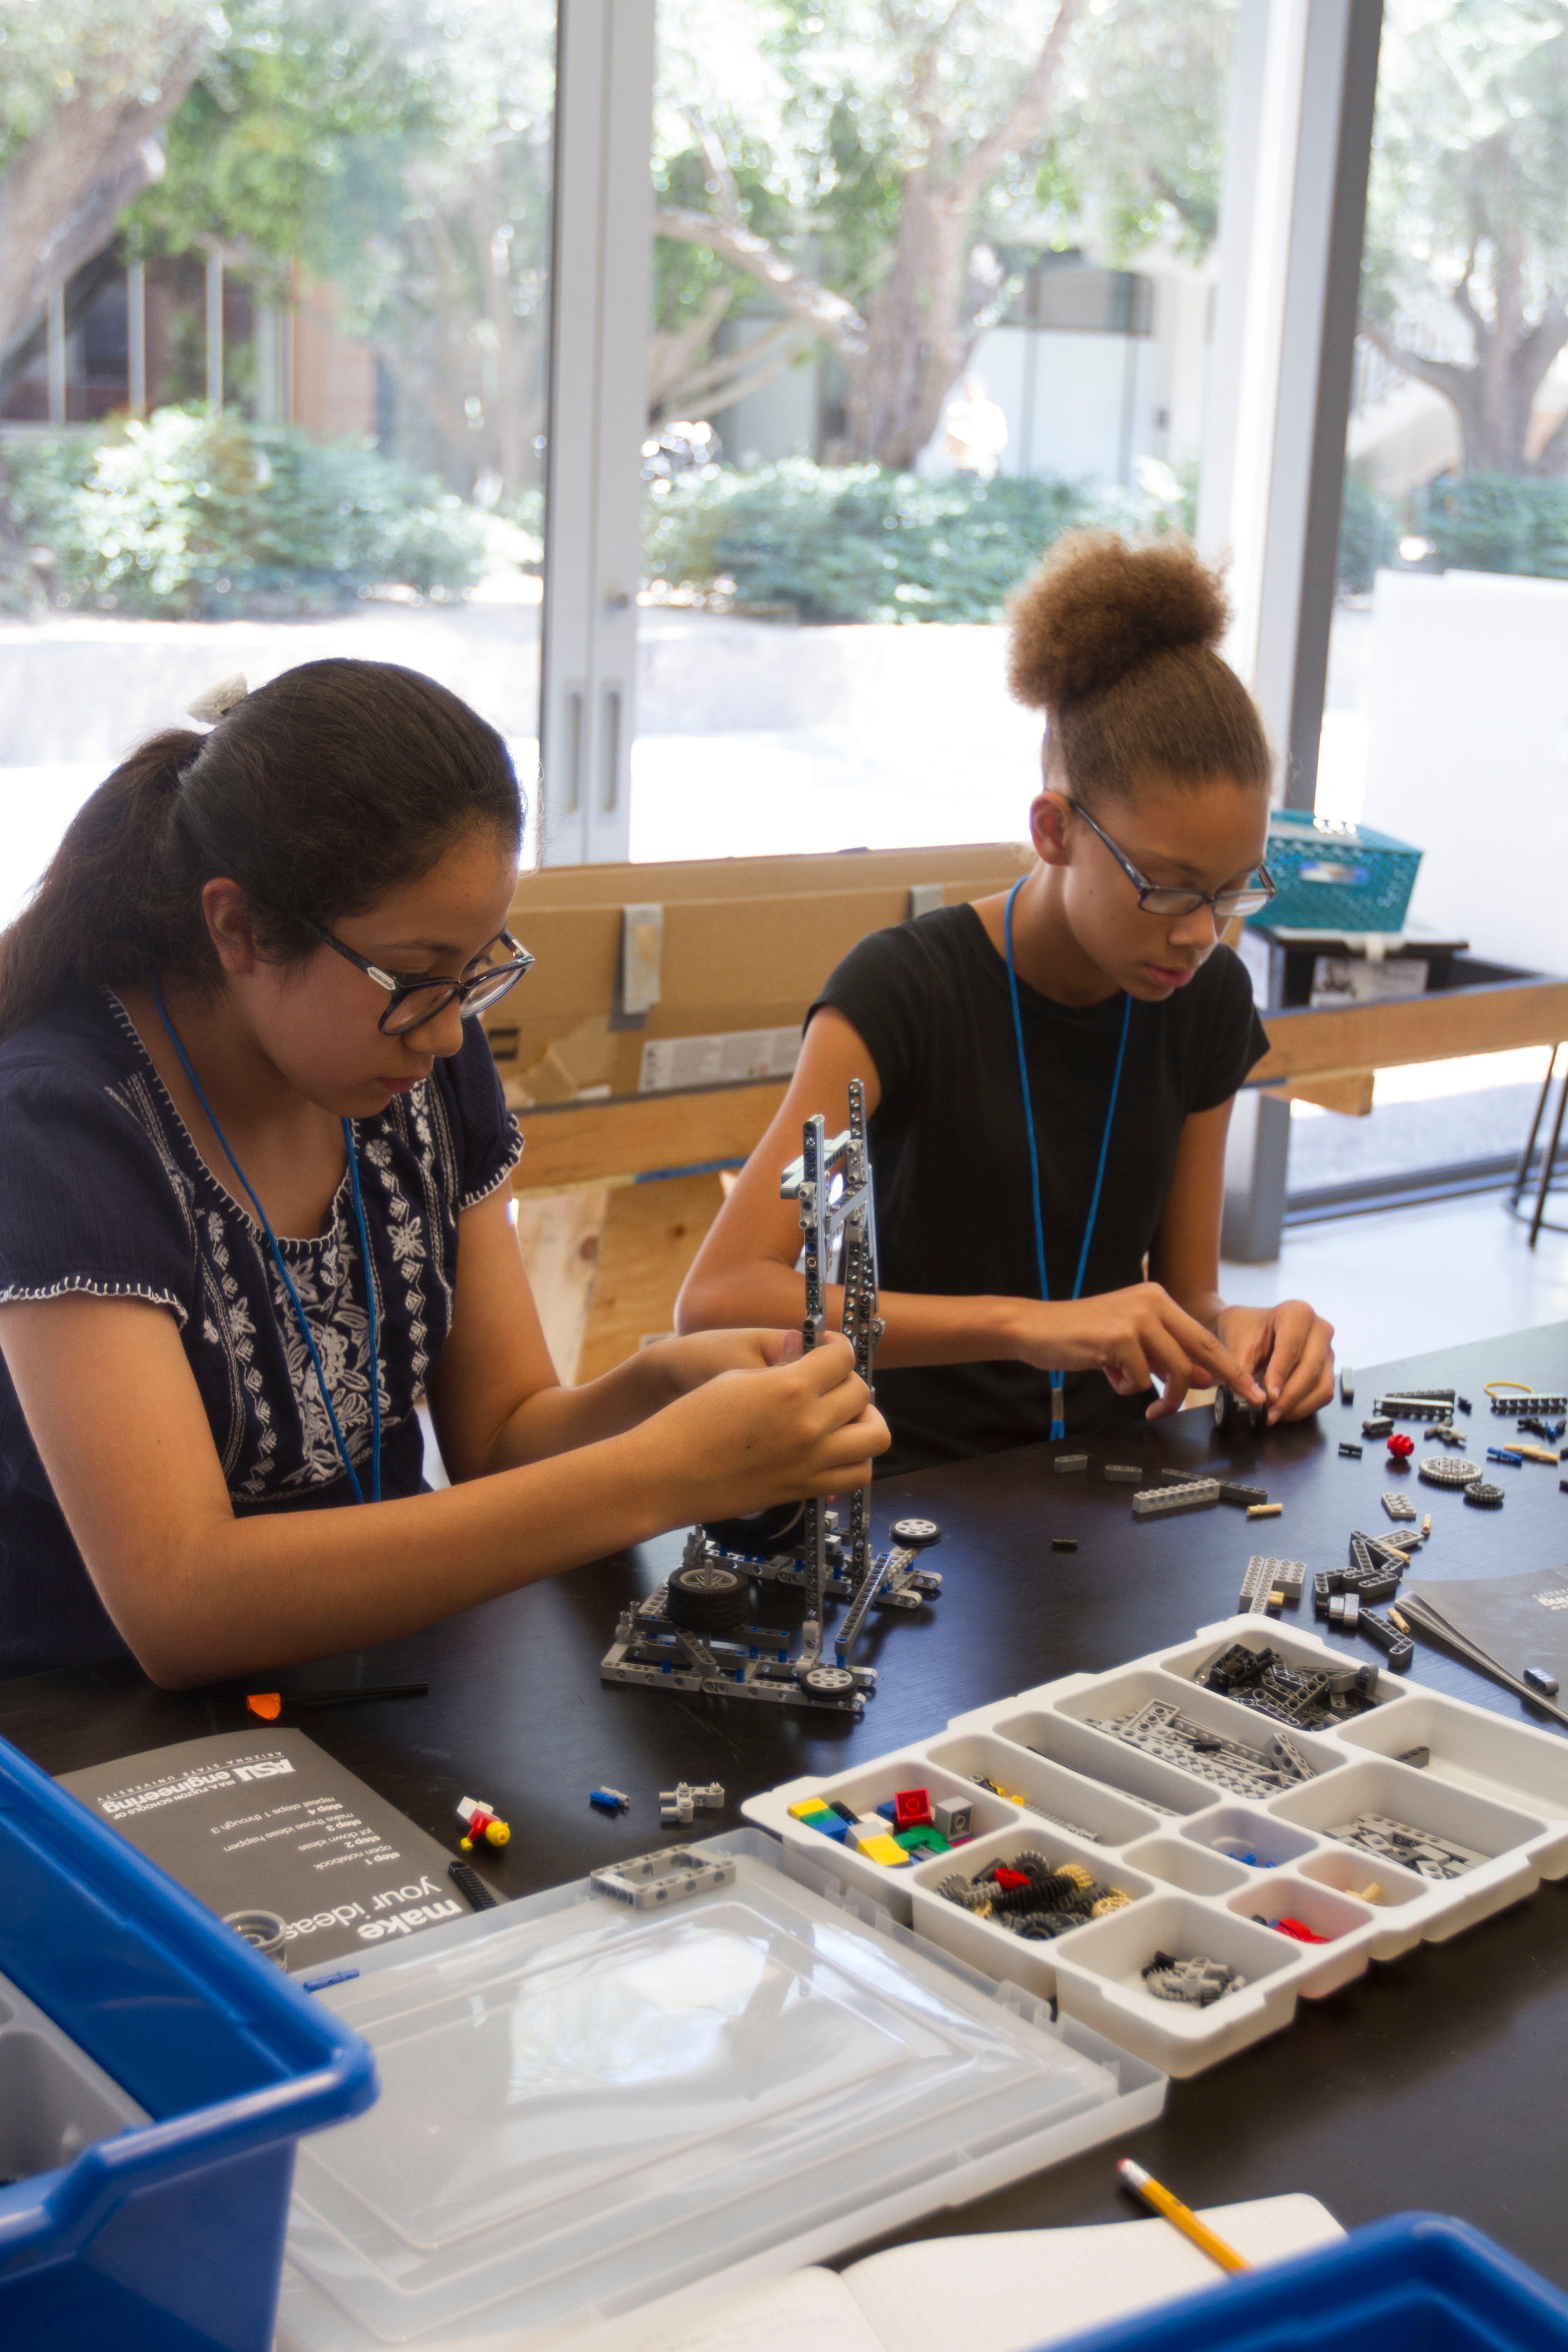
left=0, top=658, right=521, bottom=1040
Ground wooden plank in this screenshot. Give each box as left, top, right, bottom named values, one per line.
left=1254, top=978, right=1568, bottom=1083
left=575, top=1175, right=726, bottom=1382
left=511, top=842, right=1030, bottom=910
left=1280, top=1072, right=1376, bottom=1116
left=514, top=1080, right=789, bottom=1191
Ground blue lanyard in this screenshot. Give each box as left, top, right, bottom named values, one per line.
left=153, top=981, right=382, bottom=1504
left=1004, top=877, right=1132, bottom=1443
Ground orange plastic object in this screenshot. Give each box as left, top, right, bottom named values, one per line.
left=246, top=1693, right=283, bottom=1721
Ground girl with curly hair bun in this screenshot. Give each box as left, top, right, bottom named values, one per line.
left=681, top=534, right=1335, bottom=1476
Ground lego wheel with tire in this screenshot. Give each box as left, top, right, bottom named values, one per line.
left=799, top=1665, right=856, bottom=1696
left=664, top=1558, right=753, bottom=1632
left=1214, top=1385, right=1269, bottom=1438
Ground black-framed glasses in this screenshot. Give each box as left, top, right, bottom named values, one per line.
left=1068, top=799, right=1276, bottom=921
left=313, top=924, right=534, bottom=1036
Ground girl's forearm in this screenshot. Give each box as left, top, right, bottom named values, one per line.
left=679, top=1257, right=1024, bottom=1367
left=141, top=1426, right=686, bottom=1686
left=475, top=1347, right=673, bottom=1471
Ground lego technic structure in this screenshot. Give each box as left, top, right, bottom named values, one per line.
left=601, top=1083, right=941, bottom=1716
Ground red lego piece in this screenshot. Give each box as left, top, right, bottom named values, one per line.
left=1269, top=1916, right=1328, bottom=1943
left=993, top=1867, right=1031, bottom=1890
left=893, top=1788, right=934, bottom=1830
left=1387, top=1432, right=1415, bottom=1461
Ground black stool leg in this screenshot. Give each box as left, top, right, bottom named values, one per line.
left=1513, top=1045, right=1559, bottom=1209
left=1530, top=1058, right=1568, bottom=1250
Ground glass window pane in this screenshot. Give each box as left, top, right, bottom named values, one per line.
left=0, top=0, right=555, bottom=917
left=1309, top=0, right=1568, bottom=1213
left=634, top=0, right=1236, bottom=862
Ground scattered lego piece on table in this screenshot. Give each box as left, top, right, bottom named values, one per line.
left=1340, top=1367, right=1355, bottom=1405
left=1328, top=1592, right=1361, bottom=1632
left=1386, top=1432, right=1415, bottom=1464
left=1464, top=1480, right=1505, bottom=1509
left=1247, top=1502, right=1283, bottom=1520
left=1051, top=1536, right=1078, bottom=1552
left=659, top=1780, right=725, bottom=1827
left=1362, top=1416, right=1393, bottom=1439
left=1053, top=1454, right=1089, bottom=1475
left=1214, top=1386, right=1269, bottom=1437
left=1382, top=1490, right=1418, bottom=1522
left=591, top=1848, right=735, bottom=1909
left=1338, top=1442, right=1362, bottom=1460
left=1142, top=1951, right=1245, bottom=2006
left=589, top=1788, right=630, bottom=1815
left=456, top=1797, right=510, bottom=1852
left=1488, top=1447, right=1523, bottom=1468
left=1220, top=1480, right=1269, bottom=1508
left=1357, top=1609, right=1415, bottom=1670
left=1524, top=1665, right=1561, bottom=1696
left=1104, top=1464, right=1144, bottom=1484
left=1132, top=1480, right=1220, bottom=1519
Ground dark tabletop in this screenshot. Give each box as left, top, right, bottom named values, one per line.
left=5, top=1323, right=1568, bottom=2281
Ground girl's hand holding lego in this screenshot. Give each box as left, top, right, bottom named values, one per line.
left=1217, top=1300, right=1335, bottom=1425
left=1008, top=1284, right=1266, bottom=1419
left=651, top=1330, right=889, bottom=1522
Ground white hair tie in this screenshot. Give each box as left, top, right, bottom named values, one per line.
left=186, top=673, right=249, bottom=724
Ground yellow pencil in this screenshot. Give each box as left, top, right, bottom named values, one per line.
left=1117, top=2158, right=1250, bottom=2274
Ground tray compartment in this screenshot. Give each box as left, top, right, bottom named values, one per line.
left=1269, top=1757, right=1546, bottom=1938
left=1049, top=1894, right=1306, bottom=2078
left=986, top=1705, right=1214, bottom=1817
left=1161, top=1625, right=1409, bottom=1715
left=1120, top=1835, right=1248, bottom=1895
left=906, top=1826, right=1156, bottom=2002
left=740, top=1751, right=1019, bottom=1925
left=1180, top=1803, right=1321, bottom=1871
left=1335, top=1691, right=1568, bottom=1865
left=924, top=1732, right=1159, bottom=1848
left=1223, top=1874, right=1377, bottom=1997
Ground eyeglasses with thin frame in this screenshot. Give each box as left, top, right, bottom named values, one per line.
left=311, top=924, right=535, bottom=1036
left=1066, top=799, right=1276, bottom=921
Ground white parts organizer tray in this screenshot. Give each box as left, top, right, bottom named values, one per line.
left=274, top=1829, right=1163, bottom=2352
left=743, top=1614, right=1568, bottom=2078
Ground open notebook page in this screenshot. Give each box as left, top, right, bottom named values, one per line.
left=841, top=2194, right=1344, bottom=2352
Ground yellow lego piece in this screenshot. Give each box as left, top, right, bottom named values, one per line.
left=1058, top=1861, right=1094, bottom=1888
left=789, top=1798, right=830, bottom=1820
left=1091, top=1890, right=1132, bottom=1916
left=858, top=1832, right=913, bottom=1867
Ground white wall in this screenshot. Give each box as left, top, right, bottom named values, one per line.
left=1360, top=567, right=1568, bottom=975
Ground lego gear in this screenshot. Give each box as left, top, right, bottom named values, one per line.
left=1463, top=1479, right=1505, bottom=1508
left=1418, top=1455, right=1482, bottom=1487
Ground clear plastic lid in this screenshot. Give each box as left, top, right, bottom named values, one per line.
left=279, top=1833, right=1163, bottom=2348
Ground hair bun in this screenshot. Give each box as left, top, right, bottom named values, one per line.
left=1006, top=532, right=1229, bottom=713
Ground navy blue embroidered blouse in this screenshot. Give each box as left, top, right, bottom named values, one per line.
left=0, top=992, right=523, bottom=1678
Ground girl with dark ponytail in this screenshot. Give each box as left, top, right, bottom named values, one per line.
left=0, top=659, right=883, bottom=1681
left=682, top=535, right=1335, bottom=1475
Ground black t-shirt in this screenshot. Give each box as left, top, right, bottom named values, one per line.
left=813, top=904, right=1269, bottom=1476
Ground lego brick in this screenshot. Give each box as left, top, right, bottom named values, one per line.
left=1381, top=1490, right=1418, bottom=1522
left=1050, top=1536, right=1078, bottom=1552
left=1053, top=1454, right=1089, bottom=1474
left=1131, top=1479, right=1220, bottom=1519
left=1219, top=1481, right=1269, bottom=1507
left=1358, top=1609, right=1415, bottom=1671
left=590, top=1848, right=736, bottom=1909
left=933, top=1798, right=973, bottom=1841
left=1104, top=1464, right=1145, bottom=1484
left=1362, top=1416, right=1393, bottom=1439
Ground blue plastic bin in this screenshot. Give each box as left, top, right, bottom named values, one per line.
left=1250, top=809, right=1424, bottom=934
left=1050, top=2212, right=1568, bottom=2352
left=0, top=1731, right=377, bottom=2352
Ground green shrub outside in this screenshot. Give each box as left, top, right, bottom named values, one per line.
left=1414, top=472, right=1568, bottom=581
left=4, top=407, right=488, bottom=617
left=1337, top=469, right=1396, bottom=594
left=642, top=459, right=1147, bottom=623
